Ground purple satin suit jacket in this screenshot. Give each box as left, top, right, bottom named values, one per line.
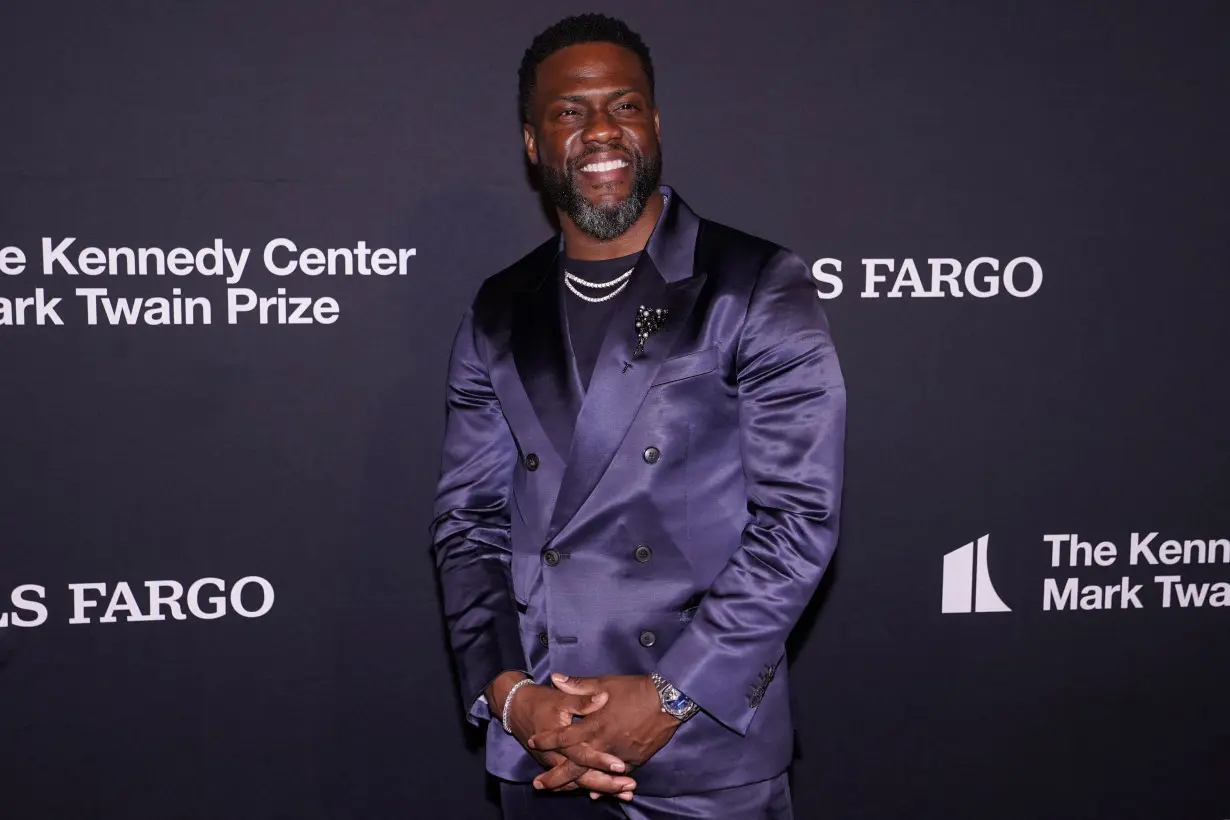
left=431, top=186, right=846, bottom=796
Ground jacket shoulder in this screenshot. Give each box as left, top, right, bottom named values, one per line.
left=695, top=218, right=800, bottom=281
left=469, top=236, right=556, bottom=322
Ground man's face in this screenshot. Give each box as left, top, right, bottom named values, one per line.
left=524, top=42, right=662, bottom=241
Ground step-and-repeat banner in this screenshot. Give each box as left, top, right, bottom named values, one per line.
left=1, top=1, right=1225, bottom=818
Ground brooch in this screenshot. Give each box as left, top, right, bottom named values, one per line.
left=634, top=305, right=668, bottom=358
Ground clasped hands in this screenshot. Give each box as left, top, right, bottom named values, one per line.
left=489, top=671, right=682, bottom=802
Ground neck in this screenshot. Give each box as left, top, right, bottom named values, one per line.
left=560, top=192, right=665, bottom=261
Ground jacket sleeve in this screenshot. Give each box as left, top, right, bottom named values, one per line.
left=430, top=305, right=527, bottom=725
left=655, top=248, right=846, bottom=735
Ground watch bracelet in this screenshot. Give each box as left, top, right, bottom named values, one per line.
left=651, top=672, right=698, bottom=719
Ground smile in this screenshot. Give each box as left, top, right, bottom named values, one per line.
left=579, top=159, right=629, bottom=173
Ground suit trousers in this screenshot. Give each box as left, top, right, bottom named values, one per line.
left=498, top=771, right=793, bottom=820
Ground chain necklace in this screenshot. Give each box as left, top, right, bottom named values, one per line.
left=564, top=267, right=634, bottom=303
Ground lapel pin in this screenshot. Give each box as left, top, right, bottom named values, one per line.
left=634, top=305, right=669, bottom=358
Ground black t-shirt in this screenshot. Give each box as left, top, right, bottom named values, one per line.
left=562, top=251, right=642, bottom=391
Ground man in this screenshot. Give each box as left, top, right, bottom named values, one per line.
left=431, top=13, right=845, bottom=820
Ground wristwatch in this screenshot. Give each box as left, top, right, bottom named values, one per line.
left=650, top=672, right=699, bottom=721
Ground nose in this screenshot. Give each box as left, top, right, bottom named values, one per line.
left=581, top=108, right=620, bottom=145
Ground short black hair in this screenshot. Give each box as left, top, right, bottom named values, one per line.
left=518, top=14, right=654, bottom=124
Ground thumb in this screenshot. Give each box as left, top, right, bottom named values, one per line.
left=552, top=673, right=600, bottom=696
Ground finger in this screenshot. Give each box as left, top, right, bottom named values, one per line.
left=592, top=790, right=636, bottom=801
left=551, top=673, right=601, bottom=696
left=566, top=690, right=609, bottom=717
left=527, top=722, right=588, bottom=751
left=553, top=742, right=628, bottom=774
left=536, top=753, right=579, bottom=792
left=579, top=745, right=628, bottom=776
left=533, top=759, right=588, bottom=792
left=593, top=789, right=637, bottom=802
left=575, top=769, right=637, bottom=795
left=536, top=752, right=635, bottom=794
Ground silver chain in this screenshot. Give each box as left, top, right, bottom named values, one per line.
left=564, top=268, right=634, bottom=303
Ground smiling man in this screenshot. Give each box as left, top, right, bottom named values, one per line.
left=431, top=14, right=846, bottom=820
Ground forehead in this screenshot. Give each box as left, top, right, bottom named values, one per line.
left=534, top=42, right=650, bottom=98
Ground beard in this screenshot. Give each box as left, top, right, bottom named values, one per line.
left=538, top=145, right=663, bottom=241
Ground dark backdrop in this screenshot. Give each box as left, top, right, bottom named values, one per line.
left=1, top=1, right=1226, bottom=818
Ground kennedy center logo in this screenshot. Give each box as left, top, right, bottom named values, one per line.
left=942, top=534, right=1011, bottom=614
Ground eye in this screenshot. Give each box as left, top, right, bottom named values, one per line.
left=558, top=108, right=581, bottom=119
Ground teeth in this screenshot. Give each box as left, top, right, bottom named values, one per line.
left=581, top=159, right=628, bottom=173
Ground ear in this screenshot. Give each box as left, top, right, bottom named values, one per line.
left=653, top=109, right=661, bottom=142
left=523, top=123, right=539, bottom=165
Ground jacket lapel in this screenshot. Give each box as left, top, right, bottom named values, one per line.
left=511, top=245, right=583, bottom=465
left=546, top=186, right=705, bottom=540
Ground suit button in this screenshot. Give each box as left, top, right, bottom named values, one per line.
left=639, top=630, right=656, bottom=647
left=642, top=446, right=660, bottom=464
left=538, top=632, right=549, bottom=648
left=524, top=453, right=539, bottom=471
left=634, top=544, right=652, bottom=563
left=543, top=549, right=560, bottom=567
